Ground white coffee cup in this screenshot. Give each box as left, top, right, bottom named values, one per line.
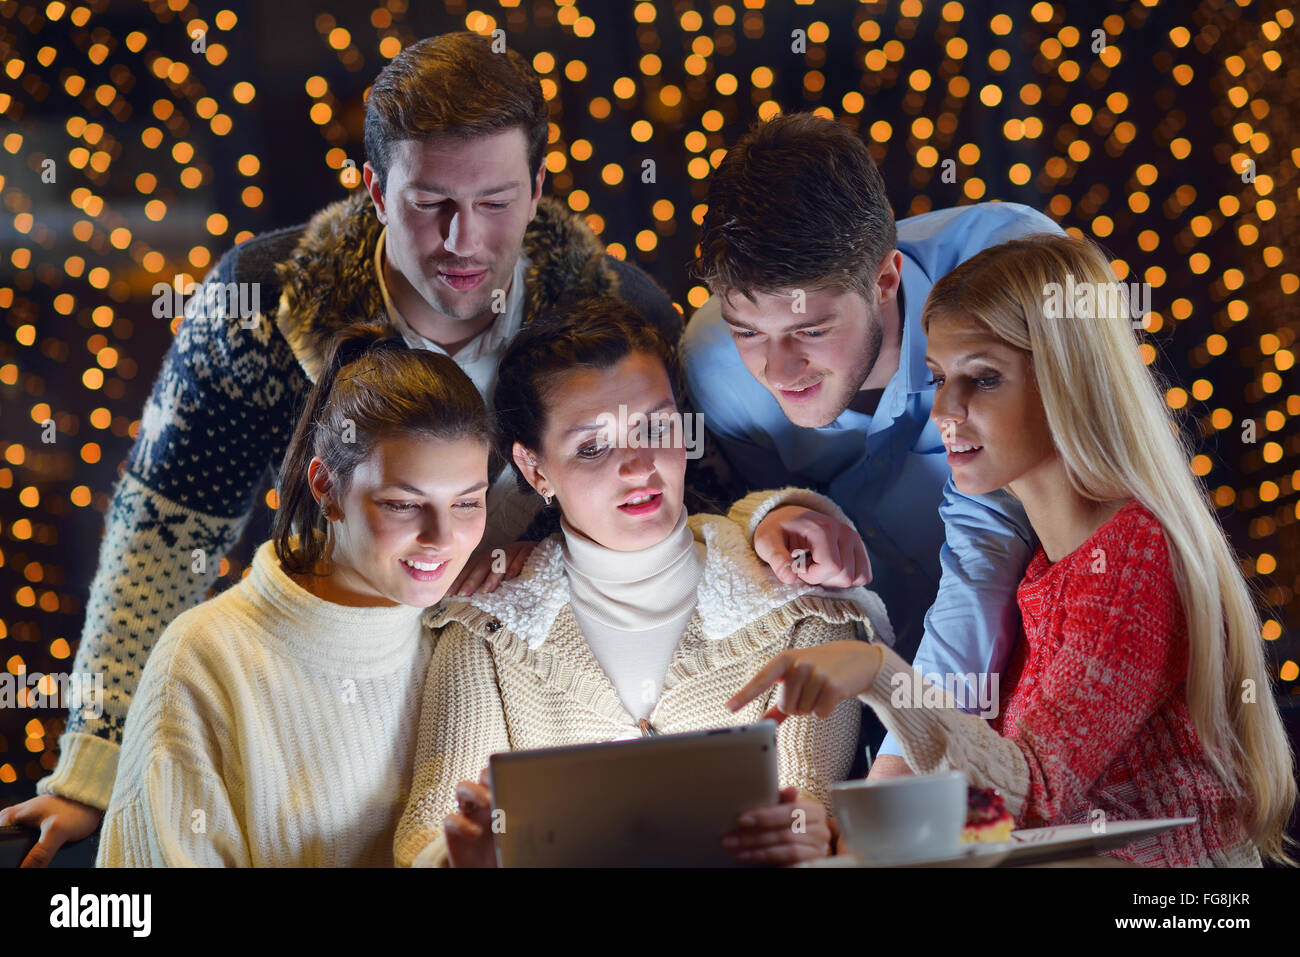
left=831, top=770, right=967, bottom=864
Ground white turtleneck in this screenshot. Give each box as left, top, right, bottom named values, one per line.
left=560, top=508, right=705, bottom=720
left=97, top=540, right=431, bottom=867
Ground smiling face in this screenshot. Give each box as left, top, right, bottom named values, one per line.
left=720, top=284, right=885, bottom=428
left=925, top=312, right=1056, bottom=498
left=309, top=433, right=490, bottom=607
left=365, top=128, right=543, bottom=334
left=513, top=351, right=687, bottom=552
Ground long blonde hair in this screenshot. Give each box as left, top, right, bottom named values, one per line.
left=922, top=232, right=1296, bottom=863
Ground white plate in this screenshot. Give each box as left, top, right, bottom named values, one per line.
left=1001, top=817, right=1197, bottom=865
left=800, top=817, right=1196, bottom=868
left=800, top=840, right=1013, bottom=868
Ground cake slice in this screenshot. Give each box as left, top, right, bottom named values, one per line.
left=961, top=786, right=1014, bottom=843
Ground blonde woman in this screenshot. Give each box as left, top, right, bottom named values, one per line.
left=394, top=299, right=892, bottom=868
left=730, top=233, right=1296, bottom=867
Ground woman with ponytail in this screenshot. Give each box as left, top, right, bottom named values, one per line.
left=729, top=233, right=1296, bottom=867
left=97, top=325, right=493, bottom=866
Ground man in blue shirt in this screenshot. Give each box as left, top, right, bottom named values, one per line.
left=684, top=113, right=1062, bottom=778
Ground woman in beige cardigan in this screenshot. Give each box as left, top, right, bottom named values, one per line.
left=394, top=298, right=894, bottom=868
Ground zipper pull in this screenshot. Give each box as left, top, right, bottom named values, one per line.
left=637, top=718, right=659, bottom=737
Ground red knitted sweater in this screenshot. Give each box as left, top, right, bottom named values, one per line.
left=993, top=499, right=1251, bottom=866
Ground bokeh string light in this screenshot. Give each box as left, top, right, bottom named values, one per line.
left=0, top=0, right=1296, bottom=796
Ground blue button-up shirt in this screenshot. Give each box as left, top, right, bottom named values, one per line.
left=683, top=201, right=1063, bottom=758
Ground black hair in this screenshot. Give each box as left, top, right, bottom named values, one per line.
left=492, top=296, right=680, bottom=492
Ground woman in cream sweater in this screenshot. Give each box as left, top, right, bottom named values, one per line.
left=97, top=326, right=494, bottom=866
left=394, top=298, right=894, bottom=868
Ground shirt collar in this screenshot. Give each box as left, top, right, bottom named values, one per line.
left=460, top=255, right=528, bottom=361
left=897, top=248, right=934, bottom=396
left=373, top=227, right=528, bottom=357
left=827, top=248, right=933, bottom=431
left=374, top=228, right=429, bottom=351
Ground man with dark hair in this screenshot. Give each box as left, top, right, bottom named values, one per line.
left=4, top=36, right=865, bottom=865
left=684, top=112, right=1064, bottom=780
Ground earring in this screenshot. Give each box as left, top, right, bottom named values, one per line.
left=320, top=503, right=336, bottom=553
left=540, top=489, right=553, bottom=507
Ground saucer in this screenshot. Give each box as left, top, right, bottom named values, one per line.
left=800, top=840, right=1013, bottom=868
left=799, top=817, right=1196, bottom=868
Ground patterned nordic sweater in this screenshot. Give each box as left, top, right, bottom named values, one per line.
left=39, top=191, right=694, bottom=812
left=393, top=498, right=895, bottom=868
left=859, top=499, right=1260, bottom=868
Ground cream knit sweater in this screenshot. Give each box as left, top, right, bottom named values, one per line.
left=96, top=540, right=431, bottom=867
left=394, top=490, right=895, bottom=867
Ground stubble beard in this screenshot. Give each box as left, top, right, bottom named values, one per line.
left=791, top=304, right=884, bottom=428
left=423, top=254, right=512, bottom=324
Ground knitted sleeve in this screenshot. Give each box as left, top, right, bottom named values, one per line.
left=859, top=515, right=1186, bottom=826
left=773, top=617, right=863, bottom=812
left=95, top=624, right=251, bottom=867
left=37, top=242, right=308, bottom=810
left=859, top=645, right=1032, bottom=817
left=725, top=487, right=858, bottom=545
left=394, top=624, right=511, bottom=868
left=96, top=756, right=250, bottom=867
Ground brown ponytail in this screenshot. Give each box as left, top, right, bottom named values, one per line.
left=273, top=324, right=491, bottom=574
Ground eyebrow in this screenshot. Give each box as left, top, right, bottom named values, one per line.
left=382, top=480, right=489, bottom=496
left=925, top=351, right=1005, bottom=368
left=565, top=400, right=677, bottom=435
left=721, top=314, right=834, bottom=333
left=406, top=182, right=522, bottom=198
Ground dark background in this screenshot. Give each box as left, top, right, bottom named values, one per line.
left=1, top=0, right=1297, bottom=823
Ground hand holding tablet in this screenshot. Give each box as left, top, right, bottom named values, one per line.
left=721, top=786, right=832, bottom=864
left=475, top=723, right=786, bottom=867
left=444, top=767, right=496, bottom=869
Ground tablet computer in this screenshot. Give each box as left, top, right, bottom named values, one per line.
left=0, top=824, right=100, bottom=868
left=0, top=826, right=33, bottom=869
left=489, top=721, right=779, bottom=867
